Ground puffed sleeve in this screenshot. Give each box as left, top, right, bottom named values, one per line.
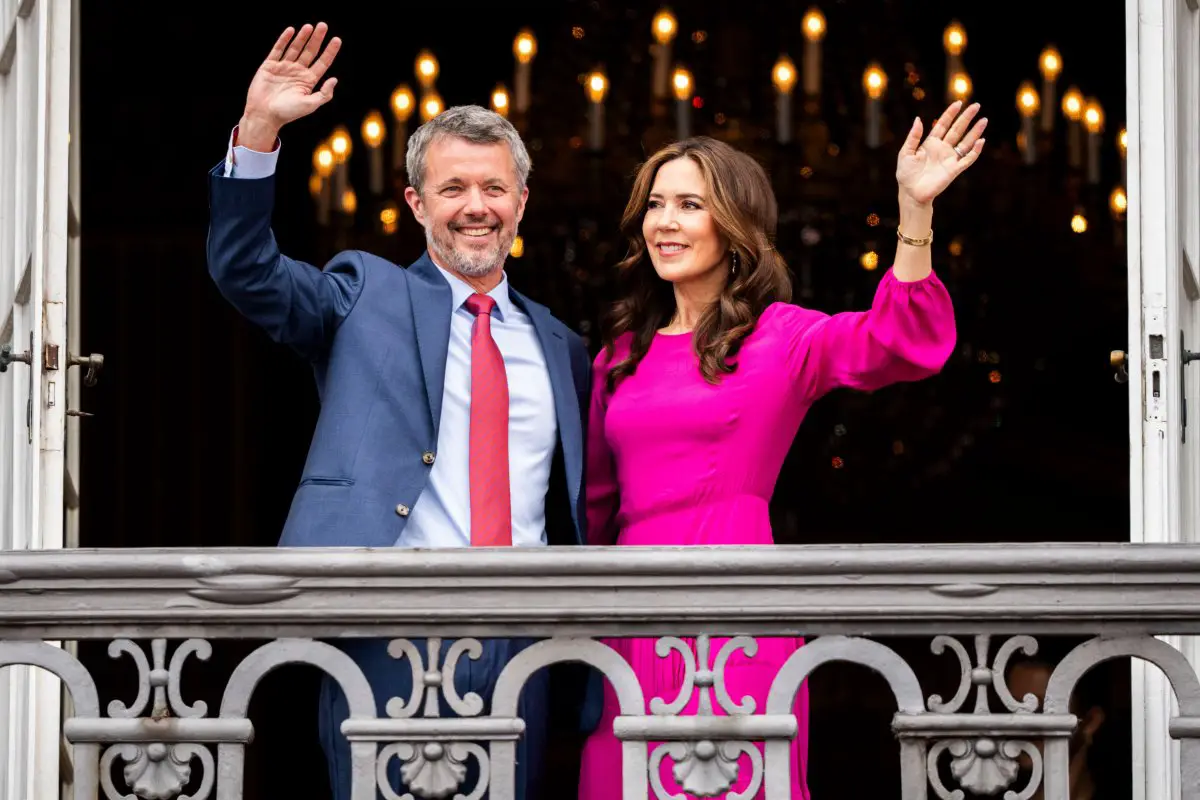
left=778, top=267, right=956, bottom=402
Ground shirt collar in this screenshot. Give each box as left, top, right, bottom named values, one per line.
left=433, top=263, right=514, bottom=322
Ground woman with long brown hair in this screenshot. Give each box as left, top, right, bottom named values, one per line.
left=578, top=100, right=985, bottom=798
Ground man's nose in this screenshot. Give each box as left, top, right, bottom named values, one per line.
left=464, top=187, right=487, bottom=214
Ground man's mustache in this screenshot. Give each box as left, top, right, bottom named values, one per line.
left=448, top=218, right=500, bottom=230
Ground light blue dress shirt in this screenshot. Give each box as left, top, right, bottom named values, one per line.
left=224, top=130, right=558, bottom=548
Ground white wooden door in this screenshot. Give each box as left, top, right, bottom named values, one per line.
left=1128, top=0, right=1200, bottom=797
left=0, top=0, right=76, bottom=797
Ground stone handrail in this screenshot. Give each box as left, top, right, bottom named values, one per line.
left=1, top=543, right=1198, bottom=799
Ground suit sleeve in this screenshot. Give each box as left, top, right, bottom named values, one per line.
left=206, top=162, right=365, bottom=359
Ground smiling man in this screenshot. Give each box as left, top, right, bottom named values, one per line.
left=205, top=22, right=592, bottom=800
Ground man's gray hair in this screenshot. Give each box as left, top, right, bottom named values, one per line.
left=405, top=105, right=532, bottom=194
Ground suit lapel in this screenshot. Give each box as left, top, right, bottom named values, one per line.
left=408, top=254, right=453, bottom=439
left=512, top=290, right=583, bottom=534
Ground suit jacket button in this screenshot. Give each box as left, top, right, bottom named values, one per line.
left=395, top=504, right=410, bottom=517
left=422, top=451, right=436, bottom=465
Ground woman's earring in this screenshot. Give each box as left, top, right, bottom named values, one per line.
left=730, top=250, right=741, bottom=276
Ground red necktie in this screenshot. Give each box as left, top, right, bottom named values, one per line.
left=464, top=294, right=512, bottom=546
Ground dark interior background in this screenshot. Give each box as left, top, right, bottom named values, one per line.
left=75, top=1, right=1131, bottom=797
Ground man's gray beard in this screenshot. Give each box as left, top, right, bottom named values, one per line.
left=425, top=222, right=516, bottom=278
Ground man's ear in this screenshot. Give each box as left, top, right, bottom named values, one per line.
left=404, top=186, right=425, bottom=226
left=514, top=185, right=529, bottom=224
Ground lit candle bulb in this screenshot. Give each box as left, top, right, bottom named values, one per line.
left=585, top=69, right=607, bottom=151
left=491, top=84, right=511, bottom=118
left=1016, top=82, right=1040, bottom=165
left=1109, top=186, right=1127, bottom=219
left=415, top=51, right=439, bottom=91
left=420, top=92, right=444, bottom=123
left=949, top=71, right=972, bottom=103
left=863, top=63, right=887, bottom=150
left=329, top=125, right=352, bottom=207
left=773, top=55, right=797, bottom=144
left=1062, top=86, right=1084, bottom=169
left=513, top=30, right=536, bottom=114
left=1083, top=97, right=1104, bottom=185
left=1117, top=127, right=1127, bottom=185
left=943, top=22, right=966, bottom=102
left=1039, top=46, right=1062, bottom=133
left=379, top=202, right=400, bottom=235
left=361, top=110, right=386, bottom=196
left=390, top=85, right=414, bottom=173
left=651, top=9, right=677, bottom=102
left=313, top=142, right=334, bottom=226
left=672, top=66, right=693, bottom=139
left=801, top=7, right=826, bottom=98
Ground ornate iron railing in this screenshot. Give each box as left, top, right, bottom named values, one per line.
left=1, top=543, right=1198, bottom=799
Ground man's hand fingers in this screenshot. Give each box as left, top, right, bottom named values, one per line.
left=283, top=23, right=314, bottom=61
left=308, top=77, right=338, bottom=110
left=310, top=37, right=342, bottom=81
left=266, top=27, right=294, bottom=61
left=299, top=22, right=328, bottom=67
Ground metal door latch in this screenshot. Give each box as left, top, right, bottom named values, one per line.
left=68, top=352, right=104, bottom=387
left=1181, top=332, right=1200, bottom=442
left=2, top=343, right=104, bottom=387
left=0, top=343, right=32, bottom=373
left=1111, top=350, right=1128, bottom=384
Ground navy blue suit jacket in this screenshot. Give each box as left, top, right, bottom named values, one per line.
left=204, top=164, right=590, bottom=549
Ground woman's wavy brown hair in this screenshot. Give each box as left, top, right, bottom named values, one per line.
left=603, top=137, right=793, bottom=391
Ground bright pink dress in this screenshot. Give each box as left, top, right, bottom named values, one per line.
left=577, top=268, right=956, bottom=799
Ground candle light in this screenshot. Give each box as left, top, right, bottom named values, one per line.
left=801, top=7, right=826, bottom=98
left=1062, top=86, right=1084, bottom=169
left=329, top=126, right=352, bottom=207
left=1117, top=127, right=1128, bottom=185
left=415, top=51, right=439, bottom=90
left=341, top=188, right=357, bottom=215
left=1083, top=97, right=1104, bottom=185
left=672, top=66, right=693, bottom=139
left=390, top=85, right=414, bottom=173
left=361, top=110, right=386, bottom=196
left=379, top=203, right=398, bottom=235
left=863, top=63, right=887, bottom=150
left=313, top=142, right=334, bottom=226
left=943, top=22, right=966, bottom=103
left=491, top=84, right=511, bottom=118
left=651, top=9, right=677, bottom=101
left=1038, top=46, right=1062, bottom=133
left=949, top=71, right=972, bottom=103
left=773, top=55, right=798, bottom=144
left=513, top=30, right=536, bottom=114
left=585, top=69, right=608, bottom=152
left=380, top=202, right=400, bottom=235
left=1109, top=186, right=1127, bottom=218
left=420, top=92, right=444, bottom=123
left=1016, top=82, right=1040, bottom=165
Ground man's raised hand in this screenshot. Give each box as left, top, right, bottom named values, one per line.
left=238, top=23, right=342, bottom=151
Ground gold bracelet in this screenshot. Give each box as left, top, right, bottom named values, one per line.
left=896, top=227, right=933, bottom=247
